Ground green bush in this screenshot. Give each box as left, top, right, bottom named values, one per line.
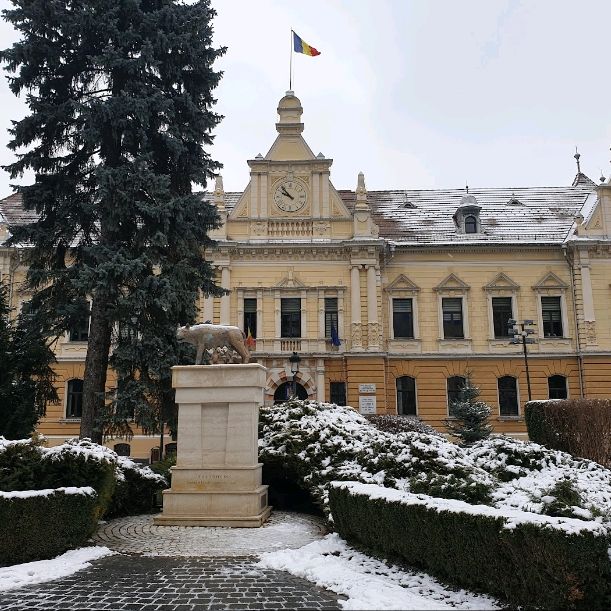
left=259, top=399, right=493, bottom=517
left=0, top=487, right=98, bottom=566
left=364, top=414, right=441, bottom=436
left=525, top=399, right=611, bottom=466
left=106, top=457, right=167, bottom=519
left=0, top=437, right=167, bottom=520
left=39, top=440, right=116, bottom=519
left=330, top=482, right=611, bottom=610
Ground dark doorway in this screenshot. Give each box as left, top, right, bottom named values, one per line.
left=274, top=381, right=308, bottom=403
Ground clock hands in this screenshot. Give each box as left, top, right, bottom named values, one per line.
left=281, top=186, right=294, bottom=200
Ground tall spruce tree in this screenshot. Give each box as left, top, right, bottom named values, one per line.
left=0, top=283, right=58, bottom=439
left=1, top=0, right=225, bottom=442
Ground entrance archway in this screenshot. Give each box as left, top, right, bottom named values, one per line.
left=273, top=381, right=308, bottom=403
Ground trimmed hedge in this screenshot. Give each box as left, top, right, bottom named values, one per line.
left=330, top=482, right=611, bottom=610
left=525, top=399, right=611, bottom=466
left=105, top=458, right=167, bottom=519
left=0, top=487, right=98, bottom=566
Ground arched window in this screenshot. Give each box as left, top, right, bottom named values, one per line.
left=273, top=381, right=308, bottom=403
left=498, top=376, right=518, bottom=417
left=66, top=379, right=84, bottom=418
left=464, top=215, right=478, bottom=234
left=114, top=443, right=131, bottom=457
left=396, top=376, right=417, bottom=416
left=447, top=376, right=466, bottom=416
left=548, top=375, right=567, bottom=400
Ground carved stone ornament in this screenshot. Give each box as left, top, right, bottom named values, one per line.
left=351, top=322, right=363, bottom=347
left=585, top=321, right=597, bottom=344
left=251, top=221, right=267, bottom=236
left=367, top=322, right=380, bottom=347
left=176, top=323, right=251, bottom=365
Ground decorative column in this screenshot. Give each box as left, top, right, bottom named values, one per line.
left=316, top=359, right=326, bottom=402
left=154, top=364, right=271, bottom=527
left=351, top=265, right=362, bottom=349
left=366, top=264, right=379, bottom=350
left=220, top=266, right=231, bottom=325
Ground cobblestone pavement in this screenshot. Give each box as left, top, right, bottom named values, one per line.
left=93, top=511, right=328, bottom=556
left=0, top=512, right=344, bottom=610
left=0, top=554, right=343, bottom=610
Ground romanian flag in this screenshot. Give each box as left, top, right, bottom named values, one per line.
left=293, top=31, right=321, bottom=57
left=245, top=327, right=256, bottom=350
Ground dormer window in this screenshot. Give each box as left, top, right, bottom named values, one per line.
left=464, top=215, right=477, bottom=234
left=453, top=195, right=481, bottom=234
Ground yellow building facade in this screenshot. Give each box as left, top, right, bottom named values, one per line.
left=2, top=92, right=611, bottom=459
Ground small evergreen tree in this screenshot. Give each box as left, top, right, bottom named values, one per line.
left=445, top=376, right=493, bottom=445
left=0, top=283, right=58, bottom=439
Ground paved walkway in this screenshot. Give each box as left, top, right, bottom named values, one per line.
left=0, top=512, right=343, bottom=611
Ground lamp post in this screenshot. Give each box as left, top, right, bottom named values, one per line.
left=508, top=319, right=537, bottom=402
left=289, top=351, right=301, bottom=399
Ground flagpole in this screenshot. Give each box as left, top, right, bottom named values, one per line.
left=289, top=29, right=293, bottom=90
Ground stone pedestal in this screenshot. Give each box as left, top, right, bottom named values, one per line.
left=154, top=364, right=271, bottom=527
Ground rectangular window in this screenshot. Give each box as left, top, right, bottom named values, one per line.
left=324, top=298, right=338, bottom=338
left=69, top=304, right=90, bottom=342
left=281, top=298, right=301, bottom=338
left=498, top=377, right=519, bottom=417
left=541, top=296, right=563, bottom=337
left=492, top=297, right=513, bottom=338
left=330, top=382, right=347, bottom=406
left=392, top=298, right=414, bottom=339
left=66, top=379, right=84, bottom=418
left=442, top=297, right=464, bottom=339
left=244, top=298, right=257, bottom=338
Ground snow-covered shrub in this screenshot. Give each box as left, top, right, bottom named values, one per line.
left=465, top=436, right=611, bottom=520
left=259, top=399, right=493, bottom=516
left=0, top=487, right=98, bottom=566
left=330, top=482, right=611, bottom=611
left=0, top=437, right=167, bottom=519
left=365, top=414, right=441, bottom=436
left=105, top=456, right=167, bottom=519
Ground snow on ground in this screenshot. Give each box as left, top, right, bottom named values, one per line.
left=0, top=547, right=114, bottom=591
left=257, top=533, right=499, bottom=610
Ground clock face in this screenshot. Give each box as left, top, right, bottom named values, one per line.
left=273, top=178, right=308, bottom=212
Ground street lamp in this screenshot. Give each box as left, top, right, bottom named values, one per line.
left=508, top=319, right=537, bottom=402
left=289, top=351, right=301, bottom=399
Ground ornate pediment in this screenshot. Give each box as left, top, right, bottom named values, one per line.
left=274, top=269, right=307, bottom=289
left=434, top=273, right=470, bottom=293
left=385, top=274, right=420, bottom=293
left=532, top=272, right=568, bottom=291
left=483, top=272, right=520, bottom=292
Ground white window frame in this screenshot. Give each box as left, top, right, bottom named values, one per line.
left=395, top=375, right=418, bottom=416
left=390, top=296, right=419, bottom=340
left=497, top=375, right=521, bottom=418
left=64, top=378, right=84, bottom=419
left=438, top=295, right=469, bottom=340
left=538, top=294, right=569, bottom=339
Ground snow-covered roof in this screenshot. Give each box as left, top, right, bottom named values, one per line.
left=1, top=181, right=596, bottom=247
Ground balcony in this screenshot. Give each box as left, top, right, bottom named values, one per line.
left=248, top=337, right=345, bottom=355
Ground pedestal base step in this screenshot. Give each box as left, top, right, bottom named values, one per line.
left=153, top=506, right=272, bottom=528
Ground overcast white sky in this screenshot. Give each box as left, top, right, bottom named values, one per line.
left=0, top=0, right=610, bottom=197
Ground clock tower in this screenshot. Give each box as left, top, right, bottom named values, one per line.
left=227, top=91, right=368, bottom=241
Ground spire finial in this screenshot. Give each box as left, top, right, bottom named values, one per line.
left=465, top=182, right=469, bottom=194
left=600, top=169, right=606, bottom=184
left=574, top=146, right=581, bottom=174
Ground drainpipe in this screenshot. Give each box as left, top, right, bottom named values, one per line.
left=563, top=245, right=585, bottom=398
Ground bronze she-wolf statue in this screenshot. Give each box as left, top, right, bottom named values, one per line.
left=177, top=323, right=251, bottom=365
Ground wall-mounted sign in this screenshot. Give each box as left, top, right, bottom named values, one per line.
left=359, top=383, right=376, bottom=394
left=359, top=395, right=376, bottom=414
